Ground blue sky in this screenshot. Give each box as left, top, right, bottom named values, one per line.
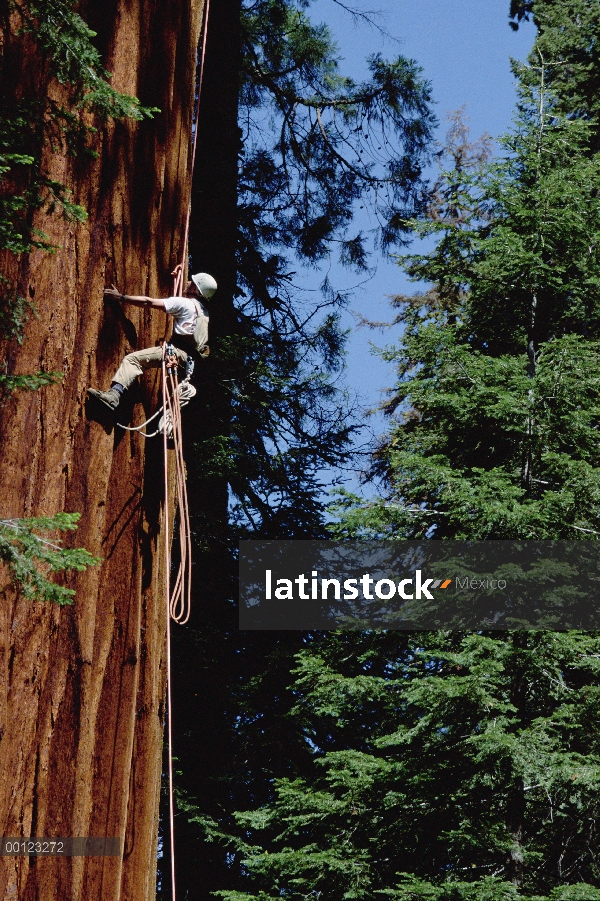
left=307, top=0, right=536, bottom=489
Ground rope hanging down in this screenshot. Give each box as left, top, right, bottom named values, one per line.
left=161, top=347, right=192, bottom=901
left=116, top=351, right=194, bottom=615
left=164, top=1, right=211, bottom=896
left=163, top=344, right=178, bottom=901
left=162, top=352, right=193, bottom=625
left=162, top=0, right=212, bottom=627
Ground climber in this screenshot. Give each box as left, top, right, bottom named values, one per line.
left=87, top=267, right=217, bottom=411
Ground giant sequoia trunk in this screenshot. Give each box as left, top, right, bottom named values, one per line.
left=0, top=1, right=204, bottom=898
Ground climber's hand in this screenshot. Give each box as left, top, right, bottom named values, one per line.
left=171, top=264, right=183, bottom=278
left=104, top=284, right=121, bottom=300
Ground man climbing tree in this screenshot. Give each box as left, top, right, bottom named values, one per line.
left=88, top=268, right=217, bottom=411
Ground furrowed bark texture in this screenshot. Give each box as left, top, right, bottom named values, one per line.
left=0, top=1, right=204, bottom=898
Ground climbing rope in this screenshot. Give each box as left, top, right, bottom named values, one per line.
left=177, top=0, right=211, bottom=286
left=160, top=346, right=195, bottom=901
left=162, top=345, right=177, bottom=901
left=117, top=378, right=196, bottom=438
left=164, top=1, right=211, bottom=897
left=163, top=359, right=193, bottom=625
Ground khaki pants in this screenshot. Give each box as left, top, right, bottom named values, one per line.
left=112, top=345, right=189, bottom=390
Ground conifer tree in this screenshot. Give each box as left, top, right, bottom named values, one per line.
left=196, top=8, right=600, bottom=901
left=0, top=2, right=204, bottom=898
left=510, top=0, right=600, bottom=133
left=213, top=631, right=600, bottom=901
left=330, top=88, right=600, bottom=540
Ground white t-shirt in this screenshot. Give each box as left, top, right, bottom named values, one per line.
left=163, top=296, right=209, bottom=337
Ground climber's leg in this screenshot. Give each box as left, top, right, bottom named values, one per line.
left=88, top=345, right=188, bottom=410
left=113, top=345, right=185, bottom=389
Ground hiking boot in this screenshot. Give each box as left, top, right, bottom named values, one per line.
left=88, top=387, right=121, bottom=410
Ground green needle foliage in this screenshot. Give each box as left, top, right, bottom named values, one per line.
left=166, top=4, right=436, bottom=895
left=15, top=0, right=157, bottom=120
left=510, top=0, right=600, bottom=129
left=210, top=631, right=600, bottom=901
left=0, top=369, right=62, bottom=396
left=1, top=0, right=157, bottom=254
left=0, top=513, right=100, bottom=604
left=330, top=66, right=600, bottom=540
left=239, top=0, right=435, bottom=267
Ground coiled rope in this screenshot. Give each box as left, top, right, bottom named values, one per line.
left=117, top=378, right=196, bottom=438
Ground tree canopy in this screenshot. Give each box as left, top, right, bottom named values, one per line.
left=188, top=0, right=436, bottom=540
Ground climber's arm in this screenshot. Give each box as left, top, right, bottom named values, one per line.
left=104, top=284, right=166, bottom=310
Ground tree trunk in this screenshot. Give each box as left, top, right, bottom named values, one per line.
left=187, top=0, right=241, bottom=540
left=0, top=1, right=204, bottom=898
left=506, top=632, right=527, bottom=887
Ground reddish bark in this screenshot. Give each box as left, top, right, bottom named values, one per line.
left=0, top=1, right=204, bottom=898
